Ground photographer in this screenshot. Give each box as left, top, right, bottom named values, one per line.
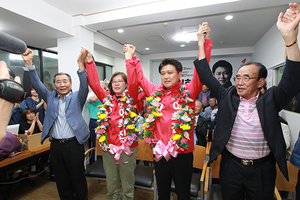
left=0, top=61, right=21, bottom=159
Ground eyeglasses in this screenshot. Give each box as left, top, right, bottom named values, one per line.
left=233, top=76, right=258, bottom=82
left=112, top=80, right=125, bottom=85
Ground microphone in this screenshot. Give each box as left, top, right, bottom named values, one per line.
left=0, top=31, right=27, bottom=54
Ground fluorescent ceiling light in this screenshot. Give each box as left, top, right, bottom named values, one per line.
left=174, top=32, right=197, bottom=42
left=118, top=29, right=124, bottom=33
left=180, top=44, right=185, bottom=47
left=145, top=47, right=150, bottom=50
left=225, top=15, right=233, bottom=20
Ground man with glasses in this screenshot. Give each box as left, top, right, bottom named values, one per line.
left=194, top=5, right=300, bottom=200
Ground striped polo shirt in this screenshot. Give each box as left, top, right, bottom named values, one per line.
left=226, top=93, right=271, bottom=159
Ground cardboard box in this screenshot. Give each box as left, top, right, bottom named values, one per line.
left=19, top=132, right=50, bottom=151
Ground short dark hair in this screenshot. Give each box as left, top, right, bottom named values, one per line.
left=195, top=99, right=203, bottom=109
left=21, top=108, right=36, bottom=121
left=212, top=60, right=233, bottom=78
left=53, top=72, right=72, bottom=83
left=108, top=72, right=127, bottom=96
left=158, top=58, right=182, bottom=74
left=241, top=62, right=267, bottom=80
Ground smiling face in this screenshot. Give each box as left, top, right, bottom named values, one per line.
left=214, top=67, right=230, bottom=86
left=195, top=100, right=203, bottom=116
left=235, top=64, right=265, bottom=100
left=111, top=75, right=127, bottom=96
left=54, top=74, right=72, bottom=99
left=160, top=64, right=182, bottom=91
left=26, top=111, right=35, bottom=121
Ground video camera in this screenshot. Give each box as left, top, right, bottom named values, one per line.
left=0, top=31, right=30, bottom=103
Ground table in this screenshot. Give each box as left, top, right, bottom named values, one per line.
left=0, top=144, right=50, bottom=199
left=0, top=144, right=50, bottom=171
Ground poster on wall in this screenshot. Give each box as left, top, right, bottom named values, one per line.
left=181, top=65, right=194, bottom=84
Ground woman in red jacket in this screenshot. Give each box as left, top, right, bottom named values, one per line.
left=85, top=50, right=139, bottom=200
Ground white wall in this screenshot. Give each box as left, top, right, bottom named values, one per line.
left=252, top=23, right=300, bottom=152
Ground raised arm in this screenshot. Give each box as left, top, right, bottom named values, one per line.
left=277, top=4, right=300, bottom=61
left=76, top=47, right=89, bottom=108
left=85, top=50, right=109, bottom=102
left=187, top=23, right=213, bottom=99
left=22, top=49, right=50, bottom=102
left=124, top=45, right=139, bottom=104
left=196, top=22, right=213, bottom=63
left=198, top=24, right=207, bottom=60
left=125, top=46, right=157, bottom=97
left=194, top=25, right=225, bottom=100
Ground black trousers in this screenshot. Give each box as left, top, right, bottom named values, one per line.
left=50, top=139, right=88, bottom=200
left=154, top=152, right=193, bottom=200
left=219, top=150, right=276, bottom=200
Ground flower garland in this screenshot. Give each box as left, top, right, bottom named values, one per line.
left=95, top=89, right=139, bottom=151
left=143, top=84, right=194, bottom=152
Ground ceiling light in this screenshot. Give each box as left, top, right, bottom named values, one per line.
left=180, top=44, right=185, bottom=47
left=174, top=32, right=197, bottom=42
left=118, top=29, right=124, bottom=33
left=225, top=15, right=233, bottom=20
left=145, top=47, right=150, bottom=50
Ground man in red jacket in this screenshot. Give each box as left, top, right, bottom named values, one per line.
left=125, top=22, right=212, bottom=199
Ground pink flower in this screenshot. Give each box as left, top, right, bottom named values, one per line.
left=97, top=129, right=105, bottom=134
left=124, top=118, right=129, bottom=124
left=181, top=113, right=191, bottom=122
left=181, top=137, right=188, bottom=143
left=102, top=122, right=108, bottom=126
left=184, top=132, right=190, bottom=140
left=146, top=117, right=155, bottom=123
left=151, top=102, right=159, bottom=107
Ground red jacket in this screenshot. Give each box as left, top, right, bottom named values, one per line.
left=86, top=60, right=138, bottom=148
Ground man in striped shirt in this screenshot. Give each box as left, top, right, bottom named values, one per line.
left=194, top=5, right=300, bottom=200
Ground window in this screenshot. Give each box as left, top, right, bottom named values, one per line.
left=0, top=49, right=40, bottom=76
left=0, top=47, right=58, bottom=91
left=42, top=51, right=58, bottom=91
left=95, top=61, right=113, bottom=81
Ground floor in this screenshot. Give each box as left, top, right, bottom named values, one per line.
left=0, top=166, right=294, bottom=200
left=0, top=169, right=175, bottom=200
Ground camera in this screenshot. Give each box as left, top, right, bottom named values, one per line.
left=0, top=31, right=30, bottom=103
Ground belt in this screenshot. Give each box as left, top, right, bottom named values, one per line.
left=52, top=137, right=76, bottom=144
left=224, top=148, right=272, bottom=166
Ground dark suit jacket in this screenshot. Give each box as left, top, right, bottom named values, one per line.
left=194, top=58, right=300, bottom=180
left=195, top=114, right=208, bottom=147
